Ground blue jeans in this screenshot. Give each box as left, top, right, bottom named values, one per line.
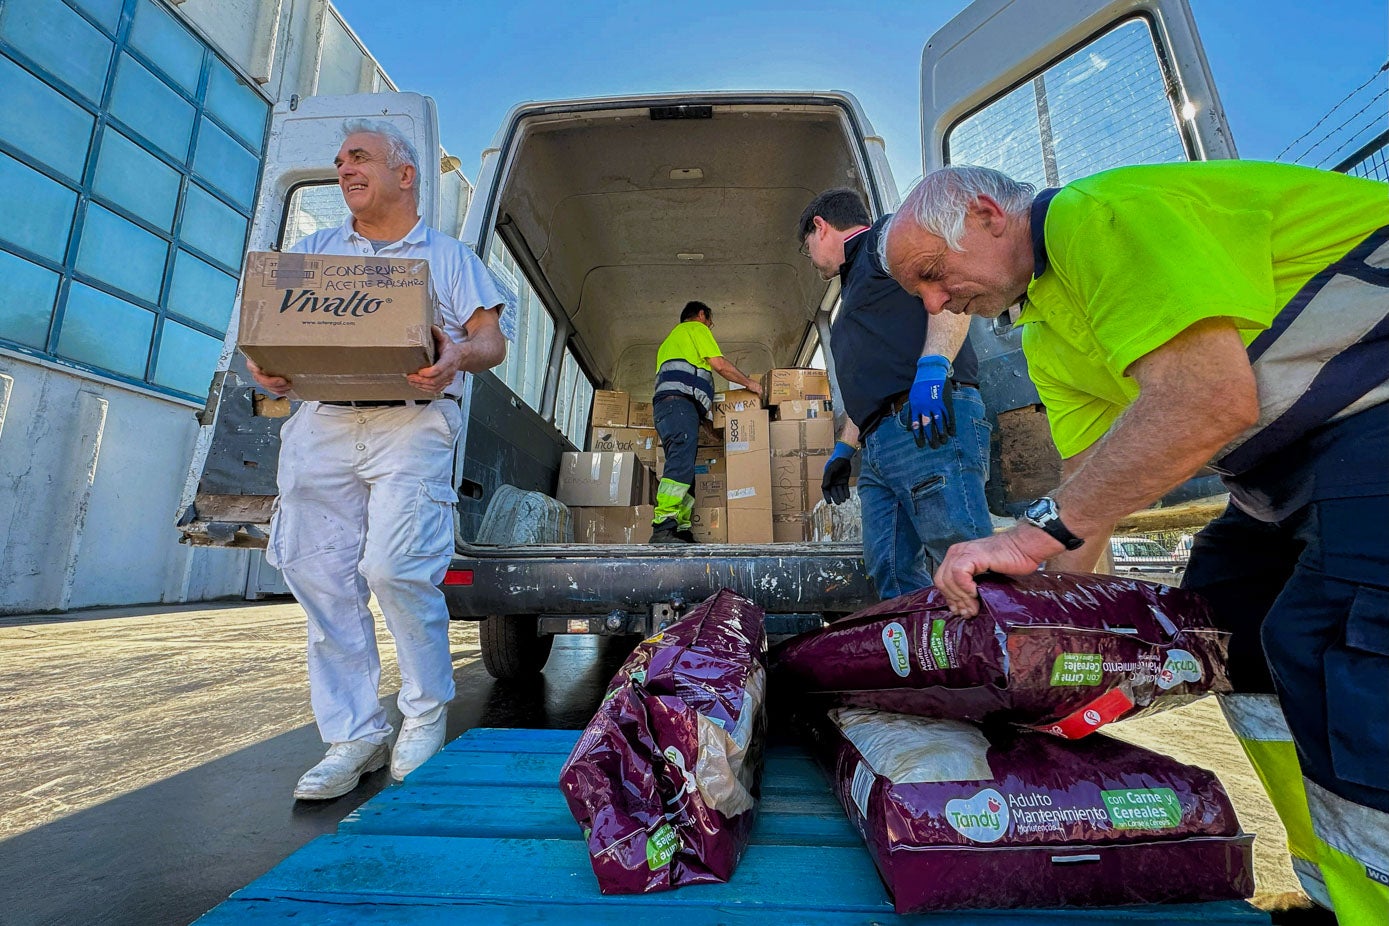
left=858, top=386, right=993, bottom=599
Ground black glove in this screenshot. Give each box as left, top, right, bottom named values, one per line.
left=821, top=441, right=856, bottom=505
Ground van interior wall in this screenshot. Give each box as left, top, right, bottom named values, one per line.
left=495, top=107, right=865, bottom=396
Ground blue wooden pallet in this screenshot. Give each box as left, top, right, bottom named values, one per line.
left=196, top=727, right=1271, bottom=924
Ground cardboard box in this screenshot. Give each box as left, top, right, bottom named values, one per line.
left=572, top=505, right=654, bottom=544
left=627, top=400, right=654, bottom=429
left=693, top=449, right=725, bottom=475
left=771, top=453, right=829, bottom=514
left=773, top=515, right=812, bottom=543
left=590, top=426, right=659, bottom=467
left=770, top=419, right=835, bottom=454
left=698, top=422, right=723, bottom=447
left=712, top=388, right=760, bottom=428
left=726, top=450, right=772, bottom=511
left=775, top=399, right=834, bottom=421
left=694, top=472, right=727, bottom=505
left=590, top=390, right=630, bottom=427
left=761, top=368, right=831, bottom=406
left=691, top=506, right=726, bottom=543
left=724, top=409, right=769, bottom=456
left=727, top=506, right=773, bottom=543
left=238, top=251, right=438, bottom=402
left=557, top=452, right=651, bottom=507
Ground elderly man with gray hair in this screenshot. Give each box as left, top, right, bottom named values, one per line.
left=880, top=161, right=1389, bottom=922
left=246, top=119, right=510, bottom=799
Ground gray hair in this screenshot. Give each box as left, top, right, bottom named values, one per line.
left=342, top=118, right=422, bottom=199
left=879, top=166, right=1035, bottom=269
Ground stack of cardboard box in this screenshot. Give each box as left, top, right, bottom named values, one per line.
left=724, top=406, right=773, bottom=542
left=561, top=390, right=659, bottom=543
left=764, top=369, right=836, bottom=542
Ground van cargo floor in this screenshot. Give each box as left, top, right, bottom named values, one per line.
left=194, top=727, right=1271, bottom=924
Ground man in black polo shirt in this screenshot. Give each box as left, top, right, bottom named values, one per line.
left=799, top=188, right=992, bottom=598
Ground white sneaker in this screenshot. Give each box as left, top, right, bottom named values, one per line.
left=293, top=740, right=389, bottom=801
left=391, top=711, right=447, bottom=781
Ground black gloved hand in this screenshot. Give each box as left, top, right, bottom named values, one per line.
left=821, top=441, right=856, bottom=505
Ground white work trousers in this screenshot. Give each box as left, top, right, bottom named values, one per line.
left=267, top=400, right=462, bottom=745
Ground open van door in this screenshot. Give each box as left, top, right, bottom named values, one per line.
left=920, top=0, right=1234, bottom=514
left=176, top=93, right=441, bottom=550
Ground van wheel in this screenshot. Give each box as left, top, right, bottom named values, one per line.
left=480, top=615, right=554, bottom=679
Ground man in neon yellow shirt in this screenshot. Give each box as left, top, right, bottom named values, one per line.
left=881, top=161, right=1388, bottom=923
left=649, top=301, right=762, bottom=543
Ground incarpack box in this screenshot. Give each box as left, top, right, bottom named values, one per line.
left=238, top=251, right=438, bottom=402
left=591, top=426, right=660, bottom=467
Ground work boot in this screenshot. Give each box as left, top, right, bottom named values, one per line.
left=391, top=710, right=448, bottom=781
left=649, top=519, right=683, bottom=544
left=676, top=528, right=697, bottom=543
left=293, top=740, right=388, bottom=801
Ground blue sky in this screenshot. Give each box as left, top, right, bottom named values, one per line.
left=333, top=0, right=1386, bottom=189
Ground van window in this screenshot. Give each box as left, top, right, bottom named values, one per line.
left=281, top=181, right=349, bottom=246
left=945, top=17, right=1187, bottom=187
left=554, top=345, right=594, bottom=446
left=488, top=235, right=554, bottom=411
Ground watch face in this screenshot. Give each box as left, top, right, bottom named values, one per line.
left=1025, top=498, right=1054, bottom=522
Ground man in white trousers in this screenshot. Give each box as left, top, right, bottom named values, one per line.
left=246, top=119, right=509, bottom=799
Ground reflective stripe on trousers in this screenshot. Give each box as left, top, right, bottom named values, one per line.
left=1221, top=693, right=1389, bottom=922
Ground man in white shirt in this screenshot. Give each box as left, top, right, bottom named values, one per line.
left=246, top=119, right=509, bottom=799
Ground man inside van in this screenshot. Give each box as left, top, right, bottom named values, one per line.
left=798, top=189, right=992, bottom=598
left=244, top=120, right=511, bottom=800
left=650, top=301, right=762, bottom=543
left=880, top=162, right=1388, bottom=923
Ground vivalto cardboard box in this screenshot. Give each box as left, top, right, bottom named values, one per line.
left=591, top=390, right=630, bottom=427
left=557, top=452, right=653, bottom=507
left=712, top=388, right=760, bottom=428
left=691, top=506, right=727, bottom=543
left=590, top=426, right=660, bottom=467
left=572, top=505, right=655, bottom=543
left=627, top=400, right=654, bottom=429
left=238, top=251, right=438, bottom=402
left=775, top=399, right=834, bottom=421
left=760, top=368, right=831, bottom=407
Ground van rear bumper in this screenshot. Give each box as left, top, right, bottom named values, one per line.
left=442, top=544, right=873, bottom=621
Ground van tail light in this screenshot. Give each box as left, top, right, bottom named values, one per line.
left=444, top=569, right=474, bottom=587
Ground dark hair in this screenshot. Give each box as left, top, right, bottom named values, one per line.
left=797, top=188, right=871, bottom=242
left=681, top=300, right=712, bottom=323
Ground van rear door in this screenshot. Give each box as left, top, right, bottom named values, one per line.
left=920, top=0, right=1233, bottom=513
left=176, top=92, right=441, bottom=549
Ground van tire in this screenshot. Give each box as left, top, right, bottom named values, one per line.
left=480, top=615, right=554, bottom=679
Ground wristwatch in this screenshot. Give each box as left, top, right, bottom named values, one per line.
left=1021, top=496, right=1084, bottom=551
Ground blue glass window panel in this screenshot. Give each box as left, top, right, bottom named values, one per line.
left=0, top=54, right=95, bottom=180
left=67, top=0, right=123, bottom=32
left=153, top=319, right=221, bottom=395
left=110, top=53, right=195, bottom=162
left=0, top=247, right=59, bottom=348
left=180, top=183, right=247, bottom=269
left=194, top=117, right=259, bottom=208
left=0, top=0, right=113, bottom=103
left=75, top=204, right=169, bottom=303
left=57, top=282, right=155, bottom=378
left=0, top=151, right=77, bottom=261
left=93, top=128, right=181, bottom=230
left=129, top=0, right=203, bottom=93
left=205, top=60, right=268, bottom=152
left=168, top=249, right=236, bottom=332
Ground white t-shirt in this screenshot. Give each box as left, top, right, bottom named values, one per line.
left=288, top=216, right=514, bottom=397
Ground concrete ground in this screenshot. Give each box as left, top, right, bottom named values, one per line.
left=0, top=599, right=1329, bottom=925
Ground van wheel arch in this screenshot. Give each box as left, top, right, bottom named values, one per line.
left=480, top=615, right=554, bottom=680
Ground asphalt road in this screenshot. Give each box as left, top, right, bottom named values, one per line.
left=0, top=597, right=1331, bottom=925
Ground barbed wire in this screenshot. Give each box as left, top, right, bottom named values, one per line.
left=1277, top=60, right=1388, bottom=163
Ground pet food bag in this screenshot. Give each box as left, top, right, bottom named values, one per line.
left=772, top=572, right=1230, bottom=737
left=819, top=708, right=1254, bottom=911
left=560, top=588, right=767, bottom=893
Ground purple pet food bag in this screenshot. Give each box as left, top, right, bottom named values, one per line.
left=559, top=588, right=767, bottom=894
left=818, top=709, right=1254, bottom=911
left=772, top=572, right=1230, bottom=737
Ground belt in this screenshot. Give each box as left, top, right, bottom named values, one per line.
left=863, top=381, right=980, bottom=436
left=323, top=399, right=428, bottom=407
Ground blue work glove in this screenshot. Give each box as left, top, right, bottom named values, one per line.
left=821, top=441, right=856, bottom=505
left=909, top=354, right=955, bottom=449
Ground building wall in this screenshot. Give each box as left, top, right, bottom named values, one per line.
left=0, top=0, right=410, bottom=613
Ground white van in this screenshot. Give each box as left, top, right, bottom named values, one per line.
left=181, top=0, right=1235, bottom=678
